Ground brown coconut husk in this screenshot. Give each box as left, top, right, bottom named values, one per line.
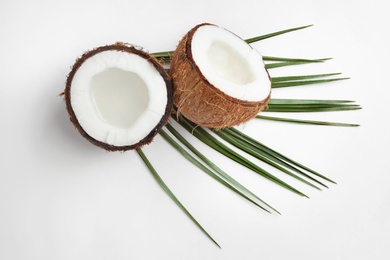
left=63, top=43, right=173, bottom=151
left=170, top=23, right=271, bottom=129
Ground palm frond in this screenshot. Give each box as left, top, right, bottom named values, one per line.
left=142, top=24, right=361, bottom=247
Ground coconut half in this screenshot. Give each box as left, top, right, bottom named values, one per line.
left=64, top=43, right=173, bottom=151
left=170, top=23, right=271, bottom=129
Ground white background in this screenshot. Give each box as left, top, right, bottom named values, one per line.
left=1, top=0, right=389, bottom=259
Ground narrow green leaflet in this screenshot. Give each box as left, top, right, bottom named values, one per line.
left=263, top=56, right=330, bottom=63
left=265, top=106, right=360, bottom=113
left=266, top=99, right=361, bottom=113
left=245, top=24, right=313, bottom=43
left=140, top=24, right=361, bottom=247
left=268, top=99, right=356, bottom=105
left=256, top=115, right=359, bottom=127
left=271, top=73, right=342, bottom=82
left=214, top=129, right=326, bottom=189
left=174, top=116, right=309, bottom=198
left=266, top=60, right=327, bottom=69
left=164, top=124, right=280, bottom=214
left=260, top=99, right=360, bottom=125
left=225, top=128, right=336, bottom=184
left=151, top=50, right=173, bottom=59
left=263, top=56, right=331, bottom=69
left=159, top=128, right=274, bottom=213
left=272, top=78, right=349, bottom=88
left=136, top=148, right=221, bottom=248
left=152, top=25, right=313, bottom=62
left=219, top=128, right=332, bottom=187
left=272, top=77, right=349, bottom=88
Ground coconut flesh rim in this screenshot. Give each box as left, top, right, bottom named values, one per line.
left=191, top=25, right=271, bottom=102
left=69, top=48, right=169, bottom=149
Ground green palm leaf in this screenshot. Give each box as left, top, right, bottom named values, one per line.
left=263, top=56, right=330, bottom=63
left=141, top=24, right=361, bottom=247
left=215, top=129, right=328, bottom=189
left=272, top=77, right=349, bottom=88
left=245, top=24, right=313, bottom=43
left=266, top=60, right=326, bottom=69
left=266, top=99, right=361, bottom=113
left=271, top=73, right=342, bottom=82
left=256, top=115, right=359, bottom=127
left=175, top=116, right=309, bottom=198
left=225, top=128, right=336, bottom=184
left=164, top=124, right=279, bottom=214
left=136, top=148, right=221, bottom=248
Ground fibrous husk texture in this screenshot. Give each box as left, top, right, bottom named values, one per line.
left=170, top=23, right=270, bottom=129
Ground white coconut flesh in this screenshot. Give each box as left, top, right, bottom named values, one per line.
left=191, top=25, right=271, bottom=102
left=70, top=50, right=168, bottom=147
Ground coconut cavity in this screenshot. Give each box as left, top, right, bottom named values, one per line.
left=207, top=41, right=255, bottom=85
left=171, top=23, right=271, bottom=129
left=90, top=68, right=149, bottom=128
left=64, top=44, right=173, bottom=151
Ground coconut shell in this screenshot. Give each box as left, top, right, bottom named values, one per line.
left=64, top=43, right=173, bottom=152
left=170, top=23, right=271, bottom=129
